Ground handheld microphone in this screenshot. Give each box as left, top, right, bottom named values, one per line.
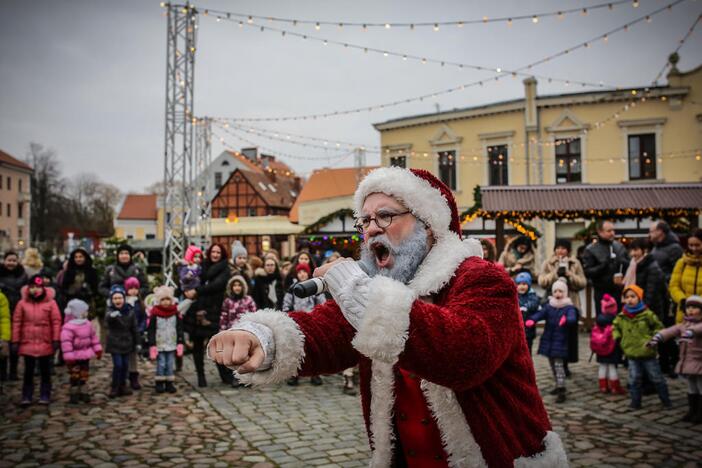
left=291, top=260, right=370, bottom=298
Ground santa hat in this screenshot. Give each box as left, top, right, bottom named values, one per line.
left=295, top=262, right=312, bottom=276
left=551, top=279, right=569, bottom=295
left=154, top=285, right=175, bottom=303
left=65, top=299, right=90, bottom=321
left=354, top=167, right=461, bottom=240
left=124, top=276, right=140, bottom=291
left=184, top=245, right=203, bottom=263
left=600, top=294, right=618, bottom=315
left=686, top=295, right=702, bottom=309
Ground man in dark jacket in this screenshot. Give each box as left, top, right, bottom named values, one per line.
left=582, top=221, right=629, bottom=316
left=98, top=244, right=149, bottom=299
left=648, top=221, right=683, bottom=375
left=649, top=221, right=684, bottom=283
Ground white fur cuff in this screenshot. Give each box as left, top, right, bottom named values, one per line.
left=514, top=431, right=568, bottom=467
left=351, top=276, right=416, bottom=363
left=234, top=309, right=306, bottom=386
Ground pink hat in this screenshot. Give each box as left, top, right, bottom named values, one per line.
left=124, top=276, right=140, bottom=291
left=184, top=245, right=203, bottom=263
left=601, top=293, right=618, bottom=315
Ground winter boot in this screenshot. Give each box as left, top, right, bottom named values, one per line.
left=69, top=387, right=80, bottom=404
left=19, top=383, right=33, bottom=407
left=609, top=380, right=626, bottom=395
left=682, top=394, right=697, bottom=422
left=155, top=381, right=166, bottom=394
left=108, top=385, right=119, bottom=399
left=555, top=387, right=567, bottom=404
left=231, top=376, right=242, bottom=388
left=287, top=376, right=299, bottom=386
left=38, top=382, right=51, bottom=405
left=79, top=385, right=91, bottom=404
left=310, top=376, right=323, bottom=386
left=343, top=376, right=357, bottom=396
left=197, top=371, right=207, bottom=388
left=598, top=378, right=608, bottom=394
left=129, top=372, right=142, bottom=391
left=165, top=381, right=177, bottom=393
left=691, top=394, right=702, bottom=424
left=118, top=383, right=133, bottom=397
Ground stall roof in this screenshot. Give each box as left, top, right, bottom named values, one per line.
left=189, top=216, right=304, bottom=236
left=467, top=183, right=702, bottom=220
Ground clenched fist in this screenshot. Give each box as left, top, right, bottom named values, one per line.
left=207, top=330, right=265, bottom=374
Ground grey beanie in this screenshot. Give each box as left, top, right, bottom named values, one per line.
left=65, top=299, right=90, bottom=320
left=231, top=240, right=248, bottom=260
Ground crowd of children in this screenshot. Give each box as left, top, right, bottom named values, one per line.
left=516, top=266, right=701, bottom=422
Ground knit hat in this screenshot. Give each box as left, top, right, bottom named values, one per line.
left=622, top=284, right=644, bottom=301
left=154, top=285, right=175, bottom=303
left=184, top=245, right=203, bottom=263
left=295, top=262, right=312, bottom=277
left=116, top=243, right=133, bottom=256
left=231, top=240, right=248, bottom=260
left=109, top=284, right=126, bottom=300
left=600, top=293, right=618, bottom=315
left=554, top=238, right=572, bottom=253
left=685, top=295, right=702, bottom=309
left=515, top=272, right=532, bottom=286
left=354, top=167, right=461, bottom=240
left=552, top=279, right=569, bottom=295
left=124, top=276, right=140, bottom=291
left=65, top=299, right=89, bottom=321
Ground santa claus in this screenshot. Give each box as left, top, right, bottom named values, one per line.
left=208, top=167, right=567, bottom=467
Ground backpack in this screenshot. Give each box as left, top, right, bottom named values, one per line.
left=590, top=323, right=615, bottom=356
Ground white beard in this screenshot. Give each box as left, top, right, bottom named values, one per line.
left=360, top=222, right=429, bottom=284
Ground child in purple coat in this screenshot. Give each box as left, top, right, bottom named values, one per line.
left=526, top=280, right=578, bottom=403
left=60, top=299, right=103, bottom=404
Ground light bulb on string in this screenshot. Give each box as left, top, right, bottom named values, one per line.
left=433, top=24, right=439, bottom=31
left=532, top=16, right=539, bottom=23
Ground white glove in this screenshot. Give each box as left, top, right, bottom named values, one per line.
left=324, top=261, right=370, bottom=331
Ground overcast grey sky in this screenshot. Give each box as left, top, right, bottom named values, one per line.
left=1, top=0, right=700, bottom=192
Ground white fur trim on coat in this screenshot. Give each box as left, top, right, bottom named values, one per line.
left=409, top=233, right=482, bottom=297
left=354, top=167, right=453, bottom=240
left=234, top=309, right=305, bottom=386
left=368, top=361, right=396, bottom=468
left=514, top=431, right=568, bottom=467
left=351, top=276, right=416, bottom=363
left=421, top=381, right=488, bottom=468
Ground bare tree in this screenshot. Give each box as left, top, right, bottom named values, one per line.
left=27, top=143, right=66, bottom=243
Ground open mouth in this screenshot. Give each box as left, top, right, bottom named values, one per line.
left=371, top=242, right=392, bottom=268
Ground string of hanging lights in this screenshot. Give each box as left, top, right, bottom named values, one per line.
left=214, top=121, right=380, bottom=152
left=651, top=13, right=702, bottom=84
left=192, top=0, right=644, bottom=30
left=201, top=0, right=683, bottom=122
left=213, top=127, right=356, bottom=162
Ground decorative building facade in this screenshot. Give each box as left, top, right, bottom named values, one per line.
left=0, top=149, right=32, bottom=251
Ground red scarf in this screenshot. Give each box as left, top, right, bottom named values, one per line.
left=151, top=304, right=178, bottom=318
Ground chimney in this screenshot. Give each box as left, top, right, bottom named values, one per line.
left=523, top=77, right=538, bottom=132
left=241, top=147, right=258, bottom=161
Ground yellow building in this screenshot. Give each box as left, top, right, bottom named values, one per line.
left=114, top=194, right=164, bottom=241
left=374, top=59, right=702, bottom=257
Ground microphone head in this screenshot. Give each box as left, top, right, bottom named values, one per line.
left=291, top=278, right=324, bottom=298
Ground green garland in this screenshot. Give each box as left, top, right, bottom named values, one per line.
left=301, top=208, right=356, bottom=234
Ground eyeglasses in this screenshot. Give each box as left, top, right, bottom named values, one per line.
left=353, top=211, right=411, bottom=234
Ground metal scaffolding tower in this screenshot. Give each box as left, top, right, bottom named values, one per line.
left=163, top=2, right=198, bottom=286
left=193, top=116, right=212, bottom=244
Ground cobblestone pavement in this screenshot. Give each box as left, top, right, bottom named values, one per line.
left=0, top=357, right=273, bottom=468
left=188, top=333, right=702, bottom=468
left=2, top=332, right=702, bottom=468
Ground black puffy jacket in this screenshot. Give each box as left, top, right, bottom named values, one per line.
left=582, top=239, right=629, bottom=292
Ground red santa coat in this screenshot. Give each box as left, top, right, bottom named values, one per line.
left=237, top=234, right=566, bottom=467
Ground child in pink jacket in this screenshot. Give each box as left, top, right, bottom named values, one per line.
left=61, top=299, right=103, bottom=404
left=11, top=275, right=61, bottom=406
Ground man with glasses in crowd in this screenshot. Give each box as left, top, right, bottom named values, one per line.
left=208, top=167, right=566, bottom=467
